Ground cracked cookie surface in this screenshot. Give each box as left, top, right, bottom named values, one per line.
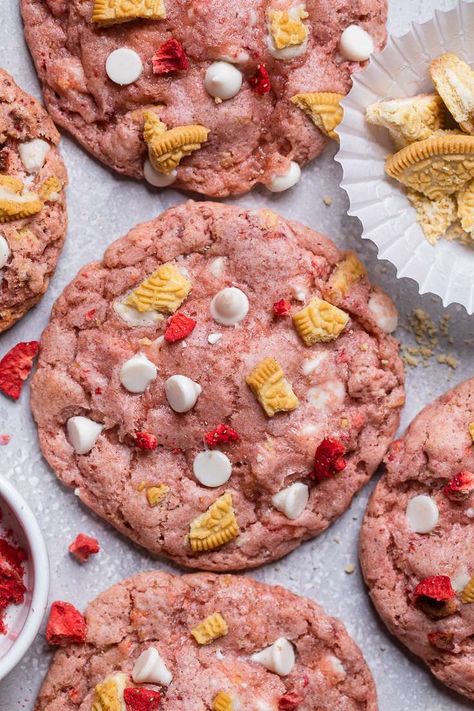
left=35, top=571, right=379, bottom=710
left=31, top=202, right=404, bottom=570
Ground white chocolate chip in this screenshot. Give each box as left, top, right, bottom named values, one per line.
left=265, top=162, right=301, bottom=192
left=165, top=374, right=201, bottom=413
left=452, top=569, right=471, bottom=593
left=339, top=24, right=374, bottom=62
left=301, top=352, right=328, bottom=376
left=272, top=482, right=309, bottom=520
left=0, top=234, right=10, bottom=269
left=106, top=48, right=143, bottom=85
left=467, top=507, right=474, bottom=518
left=208, top=333, right=222, bottom=345
left=204, top=61, right=243, bottom=100
left=210, top=287, right=249, bottom=326
left=368, top=292, right=398, bottom=333
left=132, top=647, right=172, bottom=686
left=307, top=379, right=345, bottom=410
left=119, top=353, right=157, bottom=393
left=18, top=139, right=50, bottom=173
left=209, top=256, right=226, bottom=278
left=328, top=655, right=346, bottom=678
left=113, top=300, right=163, bottom=326
left=216, top=50, right=250, bottom=64
left=193, top=450, right=232, bottom=487
left=406, top=494, right=439, bottom=533
left=143, top=159, right=177, bottom=187
left=251, top=637, right=295, bottom=676
left=67, top=416, right=103, bottom=455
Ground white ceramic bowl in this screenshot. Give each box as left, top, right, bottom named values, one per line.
left=0, top=474, right=49, bottom=680
left=337, top=0, right=474, bottom=313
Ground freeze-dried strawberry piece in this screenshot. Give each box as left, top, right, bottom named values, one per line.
left=310, top=437, right=346, bottom=482
left=249, top=64, right=271, bottom=95
left=414, top=576, right=455, bottom=602
left=273, top=299, right=291, bottom=317
left=443, top=470, right=474, bottom=502
left=204, top=423, right=240, bottom=448
left=68, top=533, right=100, bottom=563
left=46, top=601, right=87, bottom=646
left=0, top=341, right=39, bottom=400
left=152, top=38, right=189, bottom=74
left=278, top=691, right=302, bottom=710
left=135, top=431, right=158, bottom=450
left=164, top=312, right=196, bottom=343
left=124, top=687, right=161, bottom=711
left=427, top=631, right=455, bottom=651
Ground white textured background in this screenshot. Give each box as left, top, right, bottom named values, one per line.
left=1, top=1, right=474, bottom=709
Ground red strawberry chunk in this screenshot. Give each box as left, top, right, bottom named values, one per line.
left=273, top=299, right=292, bottom=317
left=124, top=687, right=161, bottom=711
left=310, top=437, right=346, bottom=482
left=414, top=576, right=455, bottom=602
left=249, top=64, right=271, bottom=95
left=68, top=533, right=100, bottom=563
left=0, top=341, right=39, bottom=400
left=164, top=313, right=196, bottom=343
left=152, top=39, right=189, bottom=74
left=204, top=423, right=240, bottom=447
left=135, top=431, right=158, bottom=450
left=279, top=691, right=303, bottom=710
left=443, top=471, right=474, bottom=501
left=46, top=601, right=87, bottom=646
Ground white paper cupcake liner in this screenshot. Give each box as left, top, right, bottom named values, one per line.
left=336, top=0, right=474, bottom=313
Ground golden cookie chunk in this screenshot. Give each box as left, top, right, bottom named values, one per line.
left=188, top=492, right=239, bottom=552
left=39, top=175, right=62, bottom=202
left=457, top=179, right=474, bottom=235
left=267, top=7, right=309, bottom=49
left=0, top=175, right=43, bottom=223
left=291, top=92, right=344, bottom=140
left=92, top=0, right=166, bottom=25
left=124, top=262, right=191, bottom=313
left=144, top=112, right=209, bottom=174
left=366, top=94, right=445, bottom=147
left=469, top=422, right=474, bottom=443
left=385, top=134, right=474, bottom=200
left=326, top=252, right=367, bottom=298
left=246, top=357, right=299, bottom=417
left=92, top=673, right=127, bottom=711
left=461, top=575, right=474, bottom=603
left=191, top=612, right=228, bottom=644
left=406, top=190, right=457, bottom=245
left=146, top=484, right=169, bottom=507
left=213, top=692, right=233, bottom=711
left=430, top=53, right=474, bottom=134
left=293, top=297, right=349, bottom=345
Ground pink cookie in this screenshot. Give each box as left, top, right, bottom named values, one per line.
left=360, top=378, right=474, bottom=701
left=21, top=0, right=387, bottom=197
left=0, top=69, right=67, bottom=332
left=31, top=202, right=404, bottom=570
left=35, top=571, right=379, bottom=710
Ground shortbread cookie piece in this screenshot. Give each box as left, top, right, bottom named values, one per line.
left=31, top=202, right=404, bottom=570
left=0, top=69, right=67, bottom=332
left=366, top=94, right=444, bottom=147
left=35, top=572, right=379, bottom=711
left=406, top=190, right=457, bottom=245
left=457, top=179, right=474, bottom=236
left=291, top=92, right=344, bottom=140
left=430, top=53, right=474, bottom=135
left=385, top=134, right=474, bottom=199
left=360, top=378, right=474, bottom=700
left=21, top=0, right=387, bottom=196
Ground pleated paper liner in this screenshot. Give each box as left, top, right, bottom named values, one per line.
left=336, top=0, right=474, bottom=313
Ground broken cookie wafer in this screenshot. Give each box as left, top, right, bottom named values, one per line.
left=293, top=297, right=349, bottom=345
left=246, top=357, right=299, bottom=417
left=366, top=94, right=445, bottom=147
left=191, top=612, right=228, bottom=644
left=430, top=53, right=474, bottom=135
left=291, top=92, right=344, bottom=140
left=188, top=492, right=239, bottom=552
left=144, top=112, right=209, bottom=174
left=92, top=0, right=166, bottom=25
left=124, top=262, right=191, bottom=313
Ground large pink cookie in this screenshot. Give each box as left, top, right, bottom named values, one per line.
left=360, top=378, right=474, bottom=701
left=21, top=0, right=387, bottom=197
left=0, top=69, right=67, bottom=332
left=31, top=202, right=404, bottom=570
left=35, top=571, right=379, bottom=710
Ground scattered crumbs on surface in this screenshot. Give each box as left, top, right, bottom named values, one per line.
left=400, top=309, right=458, bottom=372
left=333, top=536, right=340, bottom=544
left=352, top=516, right=358, bottom=521
left=0, top=434, right=11, bottom=446
left=323, top=195, right=333, bottom=206
left=344, top=563, right=356, bottom=574
left=380, top=646, right=386, bottom=652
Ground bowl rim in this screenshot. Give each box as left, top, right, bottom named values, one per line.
left=0, top=473, right=49, bottom=680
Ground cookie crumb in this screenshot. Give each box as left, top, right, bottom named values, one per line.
left=344, top=563, right=356, bottom=574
